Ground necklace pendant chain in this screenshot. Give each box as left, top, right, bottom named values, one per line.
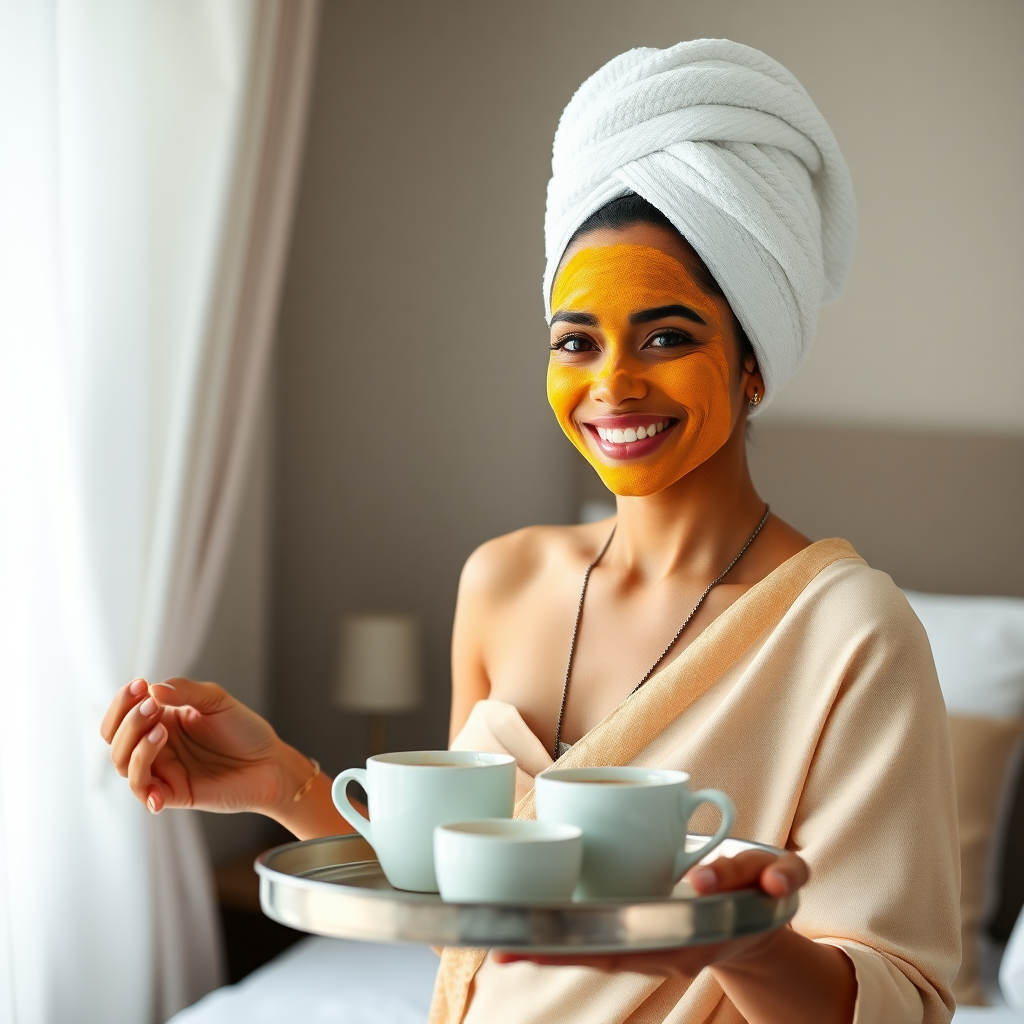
left=552, top=505, right=770, bottom=761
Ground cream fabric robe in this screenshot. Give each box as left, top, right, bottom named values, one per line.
left=429, top=540, right=960, bottom=1024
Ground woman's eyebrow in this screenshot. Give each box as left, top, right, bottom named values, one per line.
left=551, top=310, right=599, bottom=326
left=629, top=304, right=706, bottom=325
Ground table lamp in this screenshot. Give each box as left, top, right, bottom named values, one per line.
left=334, top=613, right=423, bottom=756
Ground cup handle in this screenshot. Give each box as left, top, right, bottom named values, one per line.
left=332, top=767, right=373, bottom=846
left=674, top=789, right=735, bottom=882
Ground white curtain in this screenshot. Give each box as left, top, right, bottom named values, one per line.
left=0, top=2, right=319, bottom=1022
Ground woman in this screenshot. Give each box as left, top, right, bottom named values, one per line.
left=101, top=40, right=959, bottom=1024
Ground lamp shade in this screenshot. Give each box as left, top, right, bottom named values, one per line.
left=334, top=613, right=423, bottom=713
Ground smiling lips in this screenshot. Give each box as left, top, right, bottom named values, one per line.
left=583, top=417, right=676, bottom=460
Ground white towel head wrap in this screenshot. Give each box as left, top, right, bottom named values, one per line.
left=544, top=39, right=857, bottom=407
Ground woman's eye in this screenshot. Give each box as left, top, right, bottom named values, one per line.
left=551, top=334, right=597, bottom=353
left=644, top=329, right=695, bottom=350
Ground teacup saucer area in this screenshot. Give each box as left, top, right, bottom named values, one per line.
left=255, top=833, right=797, bottom=954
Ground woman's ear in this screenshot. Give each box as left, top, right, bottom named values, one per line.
left=743, top=358, right=764, bottom=407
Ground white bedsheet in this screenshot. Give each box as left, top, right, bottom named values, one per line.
left=167, top=937, right=438, bottom=1024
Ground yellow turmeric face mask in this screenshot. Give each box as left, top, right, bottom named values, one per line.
left=547, top=244, right=735, bottom=497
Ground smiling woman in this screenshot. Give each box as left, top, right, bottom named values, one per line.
left=99, top=35, right=959, bottom=1024
left=435, top=38, right=958, bottom=1024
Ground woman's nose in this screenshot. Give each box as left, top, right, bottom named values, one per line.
left=591, top=352, right=647, bottom=405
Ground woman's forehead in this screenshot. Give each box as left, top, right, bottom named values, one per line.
left=551, top=243, right=720, bottom=323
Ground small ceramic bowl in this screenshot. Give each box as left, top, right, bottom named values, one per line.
left=433, top=819, right=583, bottom=904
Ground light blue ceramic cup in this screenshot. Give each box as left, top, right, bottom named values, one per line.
left=333, top=751, right=516, bottom=892
left=535, top=766, right=735, bottom=899
left=434, top=819, right=583, bottom=903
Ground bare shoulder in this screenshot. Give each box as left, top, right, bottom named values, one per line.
left=736, top=512, right=812, bottom=584
left=459, top=519, right=614, bottom=606
left=451, top=520, right=613, bottom=739
left=767, top=515, right=812, bottom=555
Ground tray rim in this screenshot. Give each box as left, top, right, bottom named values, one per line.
left=255, top=832, right=799, bottom=952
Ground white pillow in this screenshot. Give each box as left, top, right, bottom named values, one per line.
left=952, top=1008, right=1024, bottom=1021
left=1003, top=904, right=1024, bottom=1012
left=903, top=591, right=1024, bottom=720
left=950, top=1003, right=1024, bottom=1019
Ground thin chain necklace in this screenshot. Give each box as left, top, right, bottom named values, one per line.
left=552, top=505, right=770, bottom=760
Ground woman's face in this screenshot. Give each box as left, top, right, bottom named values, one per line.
left=546, top=224, right=756, bottom=498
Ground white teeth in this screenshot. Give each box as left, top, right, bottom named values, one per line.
left=597, top=421, right=670, bottom=444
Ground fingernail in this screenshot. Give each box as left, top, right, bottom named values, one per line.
left=152, top=681, right=176, bottom=691
left=147, top=723, right=165, bottom=743
left=767, top=869, right=791, bottom=894
left=129, top=678, right=146, bottom=696
left=147, top=794, right=158, bottom=813
left=691, top=867, right=717, bottom=890
left=139, top=698, right=157, bottom=717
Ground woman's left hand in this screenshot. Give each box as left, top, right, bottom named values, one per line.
left=492, top=849, right=807, bottom=976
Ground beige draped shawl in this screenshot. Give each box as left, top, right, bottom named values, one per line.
left=429, top=540, right=959, bottom=1024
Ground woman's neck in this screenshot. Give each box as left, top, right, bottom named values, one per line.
left=607, top=426, right=766, bottom=584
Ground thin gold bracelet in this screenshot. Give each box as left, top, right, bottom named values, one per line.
left=292, top=757, right=320, bottom=802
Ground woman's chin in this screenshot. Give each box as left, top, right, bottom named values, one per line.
left=592, top=456, right=714, bottom=498
left=581, top=443, right=681, bottom=498
left=595, top=473, right=674, bottom=499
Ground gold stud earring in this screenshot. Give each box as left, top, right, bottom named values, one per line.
left=749, top=386, right=762, bottom=407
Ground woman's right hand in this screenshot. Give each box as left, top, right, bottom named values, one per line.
left=101, top=676, right=308, bottom=818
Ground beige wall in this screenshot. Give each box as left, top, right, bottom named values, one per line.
left=750, top=0, right=1024, bottom=431
left=271, top=1, right=576, bottom=770
left=199, top=0, right=1023, bottom=785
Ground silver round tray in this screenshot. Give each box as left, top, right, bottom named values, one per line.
left=256, top=833, right=798, bottom=953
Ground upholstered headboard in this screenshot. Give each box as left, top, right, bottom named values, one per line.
left=747, top=423, right=1024, bottom=598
